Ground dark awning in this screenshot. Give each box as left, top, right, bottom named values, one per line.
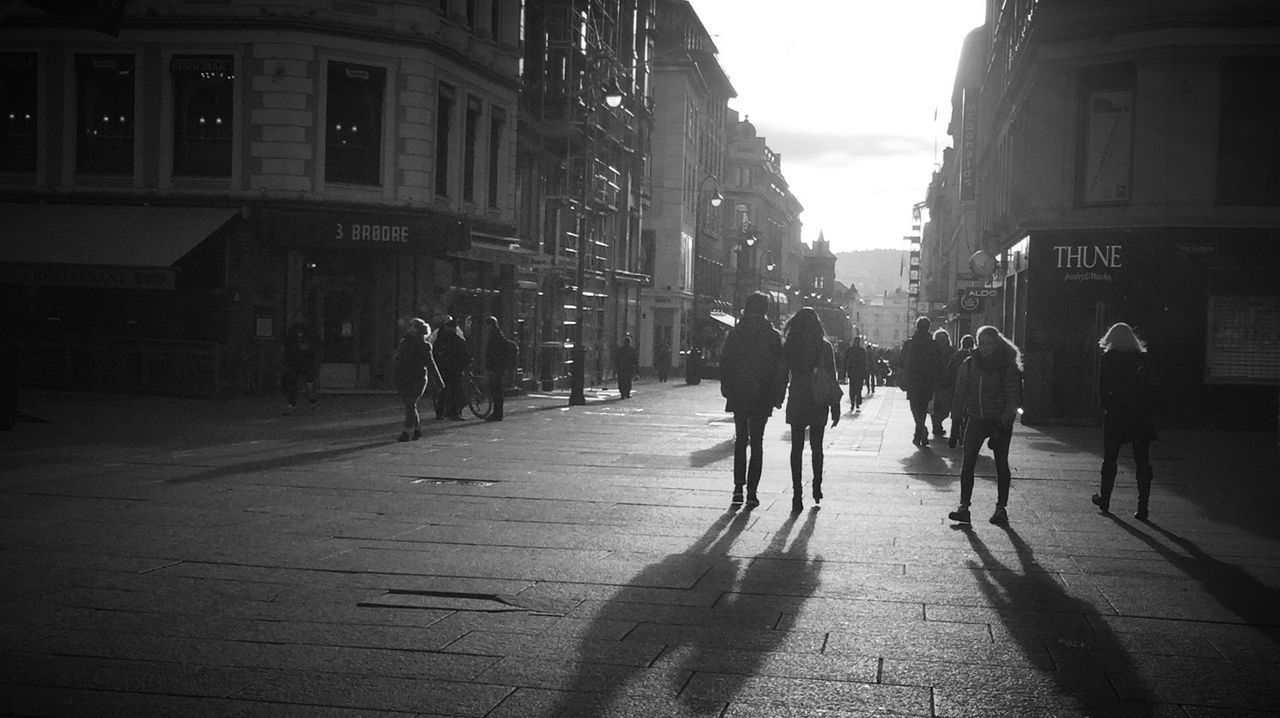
left=0, top=203, right=236, bottom=266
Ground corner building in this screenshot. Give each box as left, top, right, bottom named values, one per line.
left=947, top=0, right=1280, bottom=428
left=0, top=1, right=521, bottom=394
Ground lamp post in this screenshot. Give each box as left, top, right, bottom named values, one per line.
left=732, top=225, right=758, bottom=319
left=567, top=55, right=625, bottom=407
left=685, top=174, right=722, bottom=384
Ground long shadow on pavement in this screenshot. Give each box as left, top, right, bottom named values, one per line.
left=546, top=509, right=822, bottom=715
left=164, top=438, right=400, bottom=483
left=1109, top=517, right=1280, bottom=647
left=898, top=445, right=959, bottom=488
left=688, top=439, right=734, bottom=468
left=963, top=526, right=1162, bottom=716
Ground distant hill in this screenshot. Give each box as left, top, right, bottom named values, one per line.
left=833, top=249, right=911, bottom=299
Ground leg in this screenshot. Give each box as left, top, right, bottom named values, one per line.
left=909, top=394, right=930, bottom=444
left=809, top=423, right=826, bottom=502
left=1099, top=425, right=1121, bottom=509
left=488, top=372, right=504, bottom=419
left=732, top=413, right=750, bottom=494
left=1134, top=439, right=1153, bottom=518
left=283, top=366, right=299, bottom=410
left=991, top=421, right=1013, bottom=509
left=745, top=413, right=767, bottom=501
left=958, top=418, right=989, bottom=508
left=790, top=423, right=806, bottom=510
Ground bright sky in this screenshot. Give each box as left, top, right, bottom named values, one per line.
left=690, top=0, right=987, bottom=253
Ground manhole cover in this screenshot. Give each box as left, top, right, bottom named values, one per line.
left=359, top=590, right=528, bottom=613
left=407, top=476, right=496, bottom=487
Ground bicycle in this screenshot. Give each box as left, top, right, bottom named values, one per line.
left=460, top=369, right=493, bottom=419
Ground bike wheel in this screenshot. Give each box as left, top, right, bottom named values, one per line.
left=468, top=377, right=493, bottom=419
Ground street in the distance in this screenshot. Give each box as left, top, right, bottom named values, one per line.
left=2, top=381, right=1278, bottom=717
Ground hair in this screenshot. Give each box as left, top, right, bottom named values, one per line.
left=1099, top=322, right=1146, bottom=353
left=743, top=292, right=769, bottom=317
left=915, top=316, right=931, bottom=333
left=975, top=325, right=1024, bottom=371
left=959, top=333, right=975, bottom=350
left=408, top=317, right=430, bottom=334
left=783, top=307, right=826, bottom=367
left=933, top=328, right=951, bottom=346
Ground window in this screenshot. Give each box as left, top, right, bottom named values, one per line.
left=325, top=61, right=385, bottom=186
left=76, top=54, right=135, bottom=175
left=490, top=0, right=501, bottom=40
left=435, top=83, right=456, bottom=196
left=466, top=0, right=477, bottom=29
left=1217, top=57, right=1280, bottom=206
left=0, top=53, right=37, bottom=173
left=463, top=95, right=481, bottom=202
left=487, top=107, right=505, bottom=208
left=171, top=55, right=234, bottom=177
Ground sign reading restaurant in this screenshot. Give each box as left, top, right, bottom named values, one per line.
left=266, top=209, right=470, bottom=253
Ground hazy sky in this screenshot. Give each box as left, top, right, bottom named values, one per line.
left=690, top=0, right=987, bottom=253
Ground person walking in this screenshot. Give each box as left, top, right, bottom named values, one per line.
left=720, top=293, right=788, bottom=509
left=947, top=325, right=1023, bottom=526
left=432, top=317, right=470, bottom=420
left=654, top=342, right=672, bottom=382
left=393, top=318, right=444, bottom=441
left=945, top=334, right=975, bottom=448
left=930, top=328, right=954, bottom=439
left=614, top=336, right=639, bottom=399
left=1093, top=322, right=1159, bottom=520
left=482, top=316, right=518, bottom=421
left=783, top=307, right=841, bottom=513
left=843, top=336, right=868, bottom=411
left=901, top=316, right=944, bottom=446
left=281, top=313, right=320, bottom=415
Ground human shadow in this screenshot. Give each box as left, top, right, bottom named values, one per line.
left=546, top=509, right=753, bottom=716
left=1109, top=516, right=1280, bottom=647
left=962, top=526, right=1161, bottom=716
left=165, top=438, right=399, bottom=483
left=547, top=509, right=823, bottom=715
left=689, top=439, right=735, bottom=468
left=675, top=509, right=823, bottom=709
left=897, top=447, right=958, bottom=488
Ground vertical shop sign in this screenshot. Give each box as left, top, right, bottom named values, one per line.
left=960, top=88, right=978, bottom=201
left=1083, top=89, right=1133, bottom=204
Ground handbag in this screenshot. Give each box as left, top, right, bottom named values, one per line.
left=812, top=346, right=844, bottom=406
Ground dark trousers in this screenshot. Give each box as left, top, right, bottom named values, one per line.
left=618, top=374, right=634, bottom=398
left=488, top=371, right=505, bottom=419
left=790, top=422, right=826, bottom=497
left=908, top=392, right=933, bottom=440
left=436, top=372, right=464, bottom=418
left=399, top=386, right=425, bottom=430
left=283, top=363, right=317, bottom=407
left=848, top=374, right=865, bottom=408
left=733, top=412, right=769, bottom=496
left=958, top=417, right=1013, bottom=508
left=1100, top=434, right=1153, bottom=509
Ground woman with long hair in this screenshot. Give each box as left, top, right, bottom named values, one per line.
left=947, top=325, right=1023, bottom=525
left=1093, top=322, right=1158, bottom=520
left=783, top=308, right=841, bottom=513
left=393, top=318, right=444, bottom=441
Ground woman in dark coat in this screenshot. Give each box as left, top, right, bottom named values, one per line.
left=1093, top=322, right=1158, bottom=520
left=783, top=307, right=841, bottom=513
left=720, top=292, right=788, bottom=507
left=948, top=325, right=1022, bottom=526
left=394, top=318, right=443, bottom=441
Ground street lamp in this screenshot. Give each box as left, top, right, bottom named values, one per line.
left=685, top=174, right=722, bottom=384
left=732, top=225, right=758, bottom=319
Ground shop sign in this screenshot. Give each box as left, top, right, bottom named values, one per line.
left=959, top=287, right=999, bottom=312
left=1053, top=244, right=1123, bottom=282
left=0, top=263, right=175, bottom=290
left=268, top=210, right=469, bottom=252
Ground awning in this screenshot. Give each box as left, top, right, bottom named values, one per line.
left=0, top=203, right=237, bottom=266
left=709, top=311, right=737, bottom=329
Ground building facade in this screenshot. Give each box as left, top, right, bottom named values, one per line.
left=924, top=0, right=1280, bottom=428
left=1, top=0, right=522, bottom=395
left=637, top=0, right=733, bottom=374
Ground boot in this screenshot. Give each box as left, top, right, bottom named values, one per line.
left=812, top=476, right=823, bottom=504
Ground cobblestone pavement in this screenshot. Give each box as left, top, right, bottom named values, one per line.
left=2, top=381, right=1278, bottom=717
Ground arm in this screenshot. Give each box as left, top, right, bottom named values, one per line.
left=951, top=360, right=970, bottom=421
left=1001, top=366, right=1021, bottom=424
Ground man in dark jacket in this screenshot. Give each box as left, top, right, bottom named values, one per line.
left=282, top=313, right=320, bottom=415
left=614, top=336, right=639, bottom=398
left=901, top=316, right=944, bottom=446
left=719, top=292, right=788, bottom=508
left=843, top=336, right=868, bottom=411
left=432, top=317, right=470, bottom=420
left=481, top=316, right=517, bottom=421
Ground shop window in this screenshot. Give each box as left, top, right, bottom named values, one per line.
left=487, top=107, right=505, bottom=208
left=1217, top=56, right=1280, bottom=206
left=463, top=95, right=481, bottom=202
left=325, top=61, right=385, bottom=186
left=0, top=53, right=37, bottom=173
left=436, top=83, right=456, bottom=197
left=75, top=54, right=135, bottom=176
left=1075, top=63, right=1134, bottom=206
left=171, top=55, right=234, bottom=178
left=490, top=0, right=501, bottom=40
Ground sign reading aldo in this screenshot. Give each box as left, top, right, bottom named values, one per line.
left=959, top=287, right=999, bottom=312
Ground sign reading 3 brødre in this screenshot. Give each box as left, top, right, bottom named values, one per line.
left=267, top=209, right=469, bottom=252
left=336, top=222, right=409, bottom=244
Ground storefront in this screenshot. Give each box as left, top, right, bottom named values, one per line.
left=1006, top=229, right=1280, bottom=429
